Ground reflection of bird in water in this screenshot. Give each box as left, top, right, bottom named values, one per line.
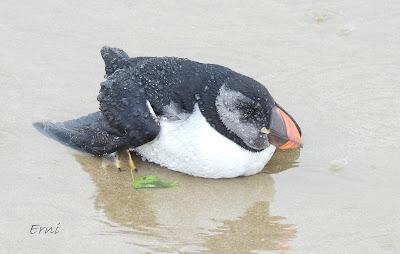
left=74, top=150, right=298, bottom=253
left=263, top=149, right=301, bottom=174
left=204, top=202, right=296, bottom=253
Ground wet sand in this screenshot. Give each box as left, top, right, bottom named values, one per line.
left=1, top=0, right=400, bottom=253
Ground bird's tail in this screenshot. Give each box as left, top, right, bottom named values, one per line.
left=33, top=112, right=129, bottom=155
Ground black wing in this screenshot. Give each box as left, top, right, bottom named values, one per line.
left=98, top=69, right=160, bottom=147
left=34, top=47, right=161, bottom=155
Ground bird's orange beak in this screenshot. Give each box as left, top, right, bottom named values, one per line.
left=267, top=106, right=302, bottom=150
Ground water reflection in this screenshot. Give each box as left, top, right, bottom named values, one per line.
left=75, top=149, right=299, bottom=253
left=264, top=149, right=301, bottom=174
left=204, top=202, right=296, bottom=253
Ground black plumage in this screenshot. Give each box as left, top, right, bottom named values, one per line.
left=34, top=46, right=277, bottom=155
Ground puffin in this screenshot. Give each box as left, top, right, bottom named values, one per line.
left=34, top=47, right=302, bottom=178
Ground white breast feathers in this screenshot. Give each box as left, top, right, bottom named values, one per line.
left=134, top=104, right=276, bottom=178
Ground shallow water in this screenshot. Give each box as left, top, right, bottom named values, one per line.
left=1, top=0, right=400, bottom=253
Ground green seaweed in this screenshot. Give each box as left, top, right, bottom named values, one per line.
left=132, top=175, right=177, bottom=189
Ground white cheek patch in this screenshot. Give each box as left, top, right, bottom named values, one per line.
left=215, top=85, right=264, bottom=149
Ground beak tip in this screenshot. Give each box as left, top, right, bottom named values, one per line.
left=278, top=109, right=302, bottom=150
left=269, top=106, right=302, bottom=150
